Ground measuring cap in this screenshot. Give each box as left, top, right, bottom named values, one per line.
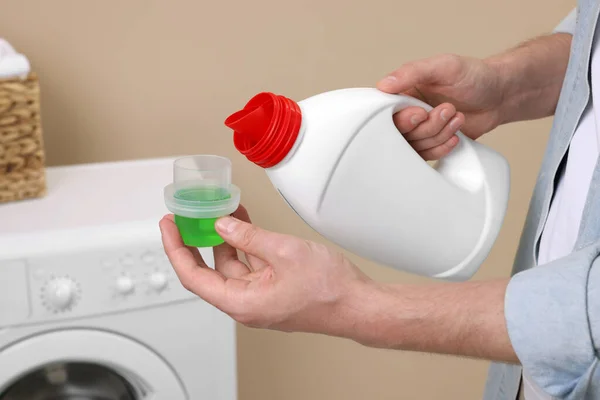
left=225, top=92, right=302, bottom=168
left=164, top=155, right=241, bottom=247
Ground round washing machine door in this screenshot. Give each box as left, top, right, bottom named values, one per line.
left=0, top=329, right=186, bottom=400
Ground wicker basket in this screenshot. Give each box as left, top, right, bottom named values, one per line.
left=0, top=73, right=46, bottom=203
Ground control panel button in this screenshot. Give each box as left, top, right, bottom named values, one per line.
left=116, top=276, right=134, bottom=295
left=43, top=278, right=78, bottom=311
left=149, top=272, right=168, bottom=291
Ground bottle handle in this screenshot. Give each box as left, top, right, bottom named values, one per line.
left=390, top=94, right=485, bottom=193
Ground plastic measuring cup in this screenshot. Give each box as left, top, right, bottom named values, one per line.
left=164, top=155, right=241, bottom=247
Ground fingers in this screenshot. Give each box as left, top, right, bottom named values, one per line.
left=393, top=107, right=429, bottom=133
left=410, top=112, right=463, bottom=152
left=376, top=54, right=467, bottom=161
left=419, top=135, right=460, bottom=160
left=232, top=204, right=251, bottom=223
left=164, top=211, right=252, bottom=279
left=162, top=214, right=217, bottom=265
left=161, top=215, right=210, bottom=268
left=394, top=103, right=463, bottom=161
left=213, top=242, right=251, bottom=279
left=159, top=215, right=227, bottom=305
left=376, top=54, right=463, bottom=94
left=377, top=61, right=435, bottom=94
left=400, top=103, right=456, bottom=141
left=215, top=216, right=286, bottom=262
left=230, top=205, right=268, bottom=270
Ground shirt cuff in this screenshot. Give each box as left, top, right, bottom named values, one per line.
left=505, top=243, right=600, bottom=398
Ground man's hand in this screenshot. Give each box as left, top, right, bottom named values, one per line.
left=159, top=205, right=371, bottom=335
left=377, top=54, right=505, bottom=160
left=160, top=205, right=518, bottom=364
left=379, top=33, right=573, bottom=160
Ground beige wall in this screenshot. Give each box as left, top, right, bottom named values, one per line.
left=1, top=1, right=575, bottom=399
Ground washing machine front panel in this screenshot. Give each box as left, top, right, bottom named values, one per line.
left=0, top=329, right=187, bottom=399
left=0, top=235, right=212, bottom=329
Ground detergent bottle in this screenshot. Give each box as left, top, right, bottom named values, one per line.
left=224, top=88, right=510, bottom=281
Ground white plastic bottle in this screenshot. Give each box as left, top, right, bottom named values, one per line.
left=225, top=88, right=510, bottom=281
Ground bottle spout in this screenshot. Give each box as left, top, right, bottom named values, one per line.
left=224, top=94, right=273, bottom=146
left=224, top=92, right=302, bottom=168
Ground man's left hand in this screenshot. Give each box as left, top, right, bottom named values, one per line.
left=160, top=205, right=517, bottom=364
left=159, top=205, right=372, bottom=336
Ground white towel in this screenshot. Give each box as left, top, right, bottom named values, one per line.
left=0, top=38, right=30, bottom=80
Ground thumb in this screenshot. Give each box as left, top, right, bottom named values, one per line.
left=377, top=54, right=460, bottom=94
left=215, top=216, right=281, bottom=261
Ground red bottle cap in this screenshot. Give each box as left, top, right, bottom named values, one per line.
left=224, top=92, right=302, bottom=168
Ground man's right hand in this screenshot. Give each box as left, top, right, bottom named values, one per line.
left=377, top=54, right=506, bottom=160
left=377, top=33, right=573, bottom=160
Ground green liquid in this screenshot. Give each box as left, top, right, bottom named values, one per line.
left=174, top=187, right=231, bottom=247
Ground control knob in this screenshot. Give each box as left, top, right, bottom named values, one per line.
left=42, top=277, right=79, bottom=312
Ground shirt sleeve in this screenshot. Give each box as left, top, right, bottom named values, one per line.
left=504, top=241, right=600, bottom=399
left=553, top=8, right=577, bottom=35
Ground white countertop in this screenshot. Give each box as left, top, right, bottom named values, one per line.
left=0, top=157, right=182, bottom=257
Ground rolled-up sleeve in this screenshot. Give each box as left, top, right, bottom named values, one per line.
left=554, top=8, right=577, bottom=35
left=505, top=242, right=600, bottom=399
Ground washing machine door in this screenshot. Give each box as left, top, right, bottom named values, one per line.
left=0, top=329, right=187, bottom=400
left=0, top=362, right=138, bottom=400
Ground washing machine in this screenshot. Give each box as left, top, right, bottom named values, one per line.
left=0, top=157, right=237, bottom=399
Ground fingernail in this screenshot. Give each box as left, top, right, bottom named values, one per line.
left=380, top=75, right=397, bottom=86
left=410, top=114, right=425, bottom=126
left=448, top=135, right=459, bottom=146
left=441, top=109, right=451, bottom=121
left=449, top=116, right=461, bottom=129
left=216, top=217, right=238, bottom=234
